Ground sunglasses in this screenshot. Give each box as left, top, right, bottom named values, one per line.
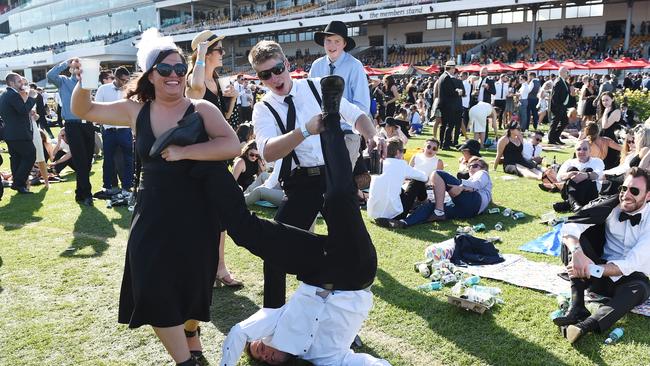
left=626, top=139, right=635, bottom=144
left=468, top=163, right=482, bottom=169
left=208, top=47, right=225, bottom=55
left=619, top=185, right=641, bottom=196
left=575, top=147, right=588, bottom=151
left=153, top=63, right=188, bottom=77
left=534, top=137, right=542, bottom=142
left=426, top=145, right=438, bottom=151
left=256, top=61, right=285, bottom=80
left=248, top=153, right=259, bottom=158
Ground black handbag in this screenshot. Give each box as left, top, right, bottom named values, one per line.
left=149, top=111, right=205, bottom=158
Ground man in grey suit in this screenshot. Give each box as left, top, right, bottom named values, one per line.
left=0, top=73, right=37, bottom=194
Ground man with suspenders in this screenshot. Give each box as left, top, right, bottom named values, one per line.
left=250, top=40, right=383, bottom=309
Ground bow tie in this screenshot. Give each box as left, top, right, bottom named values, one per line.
left=619, top=212, right=642, bottom=226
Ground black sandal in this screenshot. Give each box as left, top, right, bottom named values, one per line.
left=185, top=327, right=209, bottom=366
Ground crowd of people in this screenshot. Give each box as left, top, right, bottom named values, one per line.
left=1, top=17, right=650, bottom=365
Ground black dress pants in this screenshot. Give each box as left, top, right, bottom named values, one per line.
left=395, top=180, right=427, bottom=220
left=549, top=107, right=568, bottom=143
left=440, top=107, right=460, bottom=148
left=65, top=122, right=95, bottom=200
left=6, top=139, right=36, bottom=190
left=563, top=233, right=650, bottom=332
left=561, top=168, right=599, bottom=207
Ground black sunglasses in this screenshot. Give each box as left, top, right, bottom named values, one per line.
left=256, top=61, right=285, bottom=80
left=153, top=63, right=188, bottom=77
left=426, top=145, right=438, bottom=151
left=619, top=185, right=641, bottom=196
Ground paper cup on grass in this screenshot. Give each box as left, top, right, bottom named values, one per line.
left=218, top=76, right=233, bottom=92
left=80, top=59, right=101, bottom=90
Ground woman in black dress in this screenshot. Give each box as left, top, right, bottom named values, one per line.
left=598, top=91, right=622, bottom=169
left=231, top=141, right=266, bottom=191
left=71, top=30, right=241, bottom=365
left=494, top=123, right=543, bottom=179
left=382, top=75, right=399, bottom=118
left=186, top=30, right=244, bottom=294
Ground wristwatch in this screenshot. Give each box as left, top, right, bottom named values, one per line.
left=300, top=124, right=311, bottom=139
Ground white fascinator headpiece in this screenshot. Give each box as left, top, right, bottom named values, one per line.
left=136, top=28, right=178, bottom=73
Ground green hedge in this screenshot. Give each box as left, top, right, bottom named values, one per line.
left=617, top=88, right=650, bottom=123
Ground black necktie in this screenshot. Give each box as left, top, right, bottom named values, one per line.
left=280, top=95, right=297, bottom=181
left=619, top=212, right=642, bottom=226
left=329, top=63, right=335, bottom=75
left=500, top=83, right=504, bottom=99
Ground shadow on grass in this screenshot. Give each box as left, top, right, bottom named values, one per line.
left=0, top=188, right=46, bottom=230
left=209, top=287, right=260, bottom=336
left=373, top=268, right=567, bottom=365
left=59, top=204, right=112, bottom=258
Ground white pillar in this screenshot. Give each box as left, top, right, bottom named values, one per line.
left=450, top=16, right=457, bottom=57
left=530, top=8, right=537, bottom=56
left=383, top=23, right=388, bottom=65
left=624, top=0, right=633, bottom=51
left=190, top=2, right=195, bottom=26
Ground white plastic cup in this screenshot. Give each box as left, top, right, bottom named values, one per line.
left=218, top=76, right=233, bottom=92
left=80, top=58, right=101, bottom=90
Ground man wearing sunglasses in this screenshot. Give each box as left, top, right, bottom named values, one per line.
left=556, top=167, right=650, bottom=344
left=553, top=140, right=605, bottom=213
left=249, top=40, right=382, bottom=310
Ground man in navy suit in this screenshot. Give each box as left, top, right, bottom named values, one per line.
left=0, top=73, right=37, bottom=194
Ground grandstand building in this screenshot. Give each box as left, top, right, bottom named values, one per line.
left=1, top=0, right=649, bottom=84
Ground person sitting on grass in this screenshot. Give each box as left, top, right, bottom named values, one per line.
left=552, top=139, right=604, bottom=213
left=232, top=140, right=267, bottom=192
left=579, top=121, right=621, bottom=170
left=494, top=122, right=543, bottom=179
left=554, top=167, right=650, bottom=344
left=407, top=137, right=444, bottom=201
left=407, top=104, right=423, bottom=135
left=379, top=116, right=408, bottom=146
left=381, top=157, right=492, bottom=228
left=369, top=137, right=428, bottom=227
left=522, top=130, right=544, bottom=166
left=457, top=139, right=482, bottom=180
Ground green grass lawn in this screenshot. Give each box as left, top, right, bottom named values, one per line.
left=1, top=127, right=649, bottom=366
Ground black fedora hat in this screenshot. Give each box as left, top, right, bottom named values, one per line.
left=458, top=139, right=482, bottom=157
left=314, top=21, right=356, bottom=52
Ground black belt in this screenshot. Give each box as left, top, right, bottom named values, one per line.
left=289, top=165, right=325, bottom=178
left=105, top=127, right=122, bottom=132
left=312, top=279, right=374, bottom=291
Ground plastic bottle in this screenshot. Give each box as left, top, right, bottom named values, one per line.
left=472, top=223, right=486, bottom=232
left=464, top=287, right=496, bottom=307
left=494, top=222, right=504, bottom=231
left=503, top=208, right=512, bottom=217
left=472, top=285, right=502, bottom=296
left=463, top=275, right=480, bottom=286
left=604, top=328, right=624, bottom=344
left=417, top=281, right=442, bottom=292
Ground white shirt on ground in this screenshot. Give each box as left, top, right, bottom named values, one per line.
left=94, top=83, right=127, bottom=129
left=561, top=203, right=650, bottom=282
left=367, top=158, right=427, bottom=219
left=253, top=78, right=363, bottom=168
left=220, top=283, right=391, bottom=366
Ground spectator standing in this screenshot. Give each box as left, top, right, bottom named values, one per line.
left=47, top=58, right=95, bottom=206
left=94, top=67, right=133, bottom=197
left=0, top=73, right=37, bottom=194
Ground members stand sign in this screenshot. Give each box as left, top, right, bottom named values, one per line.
left=367, top=6, right=427, bottom=20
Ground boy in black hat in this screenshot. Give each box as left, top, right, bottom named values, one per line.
left=309, top=20, right=370, bottom=167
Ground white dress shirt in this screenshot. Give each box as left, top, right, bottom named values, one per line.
left=521, top=141, right=542, bottom=161
left=518, top=82, right=530, bottom=101
left=460, top=169, right=492, bottom=214
left=557, top=157, right=605, bottom=191
left=253, top=78, right=364, bottom=168
left=494, top=81, right=508, bottom=101
left=461, top=80, right=471, bottom=108
left=561, top=204, right=650, bottom=281
left=95, top=83, right=127, bottom=129
left=220, top=283, right=391, bottom=366
left=367, top=158, right=428, bottom=219
left=475, top=77, right=487, bottom=102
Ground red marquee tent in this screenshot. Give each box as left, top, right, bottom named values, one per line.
left=424, top=64, right=441, bottom=74
left=486, top=60, right=516, bottom=73
left=456, top=63, right=483, bottom=73
left=560, top=59, right=588, bottom=70
left=590, top=57, right=624, bottom=69
left=509, top=61, right=532, bottom=70
left=289, top=68, right=308, bottom=78
left=527, top=59, right=561, bottom=71
left=363, top=65, right=386, bottom=76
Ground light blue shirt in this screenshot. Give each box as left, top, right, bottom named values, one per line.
left=47, top=61, right=81, bottom=121
left=309, top=52, right=370, bottom=117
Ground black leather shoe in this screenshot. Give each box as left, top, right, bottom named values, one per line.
left=553, top=306, right=590, bottom=327
left=79, top=197, right=94, bottom=206
left=320, top=75, right=345, bottom=130
left=14, top=186, right=33, bottom=194
left=553, top=201, right=571, bottom=213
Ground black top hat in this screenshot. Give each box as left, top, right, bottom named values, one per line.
left=314, top=21, right=356, bottom=52
left=458, top=139, right=482, bottom=157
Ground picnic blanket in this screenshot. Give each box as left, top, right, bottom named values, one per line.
left=518, top=223, right=563, bottom=256
left=461, top=254, right=650, bottom=316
